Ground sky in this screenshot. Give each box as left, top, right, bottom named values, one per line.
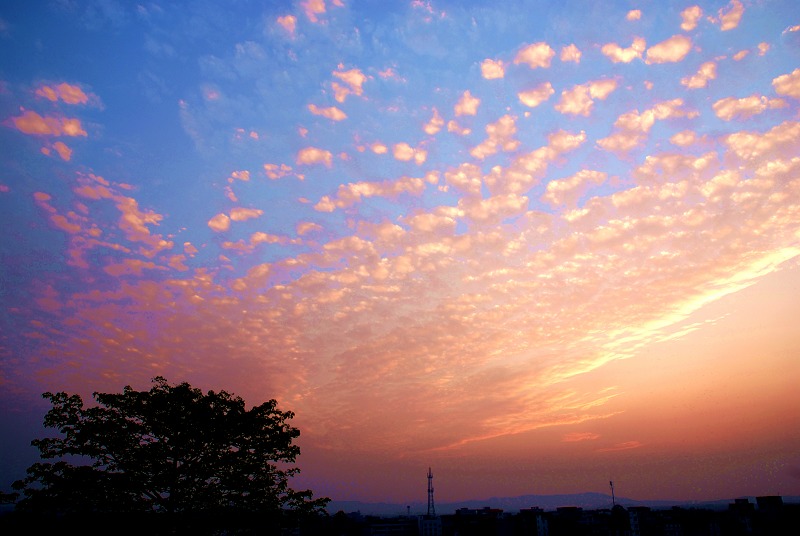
left=1, top=0, right=800, bottom=506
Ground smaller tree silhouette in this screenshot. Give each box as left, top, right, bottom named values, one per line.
left=13, top=377, right=328, bottom=527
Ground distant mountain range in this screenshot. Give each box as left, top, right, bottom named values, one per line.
left=327, top=493, right=800, bottom=516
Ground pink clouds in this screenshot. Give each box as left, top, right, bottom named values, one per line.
left=277, top=15, right=296, bottom=35
left=601, top=37, right=646, bottom=63
left=712, top=95, right=786, bottom=121
left=542, top=170, right=608, bottom=206
left=314, top=175, right=426, bottom=211
left=680, top=6, right=703, bottom=31
left=301, top=0, right=326, bottom=23
left=554, top=79, right=618, bottom=117
left=454, top=90, right=480, bottom=116
left=626, top=10, right=641, bottom=21
left=560, top=44, right=581, bottom=63
left=514, top=42, right=555, bottom=69
left=773, top=68, right=800, bottom=99
left=423, top=108, right=444, bottom=135
left=480, top=59, right=505, bottom=79
left=681, top=61, right=717, bottom=88
left=296, top=147, right=333, bottom=167
left=229, top=207, right=264, bottom=222
left=11, top=110, right=87, bottom=137
left=470, top=114, right=519, bottom=160
left=646, top=35, right=692, bottom=64
left=35, top=83, right=89, bottom=105
left=208, top=213, right=230, bottom=232
left=308, top=104, right=347, bottom=121
left=518, top=82, right=554, bottom=108
left=393, top=142, right=427, bottom=164
left=598, top=99, right=696, bottom=155
left=718, top=0, right=744, bottom=31
left=332, top=66, right=366, bottom=103
left=562, top=432, right=600, bottom=442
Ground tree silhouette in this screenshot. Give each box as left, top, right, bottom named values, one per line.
left=12, top=377, right=328, bottom=530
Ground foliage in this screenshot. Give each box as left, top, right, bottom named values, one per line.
left=12, top=377, right=328, bottom=522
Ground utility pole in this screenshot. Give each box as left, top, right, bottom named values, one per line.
left=427, top=467, right=436, bottom=517
left=610, top=480, right=616, bottom=507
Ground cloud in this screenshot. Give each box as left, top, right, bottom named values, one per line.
left=719, top=0, right=744, bottom=31
left=447, top=120, right=471, bottom=136
left=560, top=44, right=581, bottom=63
left=670, top=130, right=699, bottom=147
left=315, top=175, right=426, bottom=211
left=297, top=222, right=322, bottom=235
left=470, top=114, right=519, bottom=160
left=332, top=66, right=367, bottom=103
left=646, top=35, right=692, bottom=64
left=601, top=37, right=645, bottom=63
left=518, top=82, right=554, bottom=108
left=296, top=147, right=333, bottom=167
left=276, top=15, right=296, bottom=35
left=513, top=42, right=555, bottom=69
left=454, top=90, right=480, bottom=116
left=773, top=68, right=800, bottom=99
left=681, top=61, right=716, bottom=88
left=626, top=10, right=641, bottom=21
left=52, top=141, right=73, bottom=161
left=480, top=59, right=505, bottom=79
left=35, top=83, right=89, bottom=105
left=229, top=207, right=264, bottom=222
left=562, top=432, right=600, bottom=442
left=712, top=95, right=786, bottom=121
left=598, top=99, right=696, bottom=155
left=263, top=163, right=294, bottom=180
left=423, top=108, right=444, bottom=135
left=554, top=79, right=617, bottom=117
left=301, top=0, right=326, bottom=23
left=597, top=441, right=643, bottom=453
left=208, top=213, right=231, bottom=232
left=308, top=104, right=347, bottom=121
left=11, top=110, right=87, bottom=137
left=542, top=170, right=608, bottom=206
left=680, top=5, right=703, bottom=31
left=229, top=170, right=250, bottom=182
left=392, top=143, right=427, bottom=164
left=371, top=142, right=388, bottom=154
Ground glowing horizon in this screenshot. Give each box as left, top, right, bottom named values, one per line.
left=1, top=0, right=799, bottom=504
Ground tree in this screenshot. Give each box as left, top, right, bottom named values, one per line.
left=12, top=377, right=328, bottom=527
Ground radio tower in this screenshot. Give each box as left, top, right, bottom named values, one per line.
left=427, top=467, right=436, bottom=517
left=610, top=480, right=616, bottom=507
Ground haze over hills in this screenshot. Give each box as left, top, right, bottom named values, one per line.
left=326, top=493, right=800, bottom=516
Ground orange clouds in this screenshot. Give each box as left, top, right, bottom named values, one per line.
left=718, top=0, right=744, bottom=31
left=393, top=142, right=427, bottom=164
left=480, top=59, right=505, bottom=79
left=518, top=82, right=554, bottom=108
left=470, top=114, right=519, bottom=160
left=315, top=175, right=426, bottom=211
left=277, top=15, right=296, bottom=35
left=601, top=37, right=646, bottom=63
left=713, top=95, right=786, bottom=121
left=229, top=207, right=264, bottom=222
left=626, top=10, right=641, bottom=21
left=646, top=35, right=692, bottom=64
left=514, top=42, right=555, bottom=69
left=598, top=99, right=695, bottom=155
left=680, top=5, right=703, bottom=31
left=332, top=66, right=366, bottom=103
left=560, top=44, right=581, bottom=63
left=208, top=213, right=231, bottom=232
left=35, top=83, right=89, bottom=105
left=296, top=147, right=333, bottom=167
left=11, top=110, right=87, bottom=137
left=454, top=90, right=480, bottom=116
left=308, top=104, right=347, bottom=121
left=681, top=61, right=717, bottom=88
left=554, top=79, right=617, bottom=116
left=773, top=68, right=800, bottom=99
left=423, top=108, right=444, bottom=135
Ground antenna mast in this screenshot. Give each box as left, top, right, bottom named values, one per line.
left=427, top=467, right=436, bottom=516
left=610, top=480, right=616, bottom=507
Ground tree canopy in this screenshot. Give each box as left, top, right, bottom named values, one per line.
left=12, top=377, right=328, bottom=525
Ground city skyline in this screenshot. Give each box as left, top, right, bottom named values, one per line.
left=2, top=1, right=800, bottom=504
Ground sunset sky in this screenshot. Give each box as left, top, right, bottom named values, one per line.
left=2, top=0, right=800, bottom=505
